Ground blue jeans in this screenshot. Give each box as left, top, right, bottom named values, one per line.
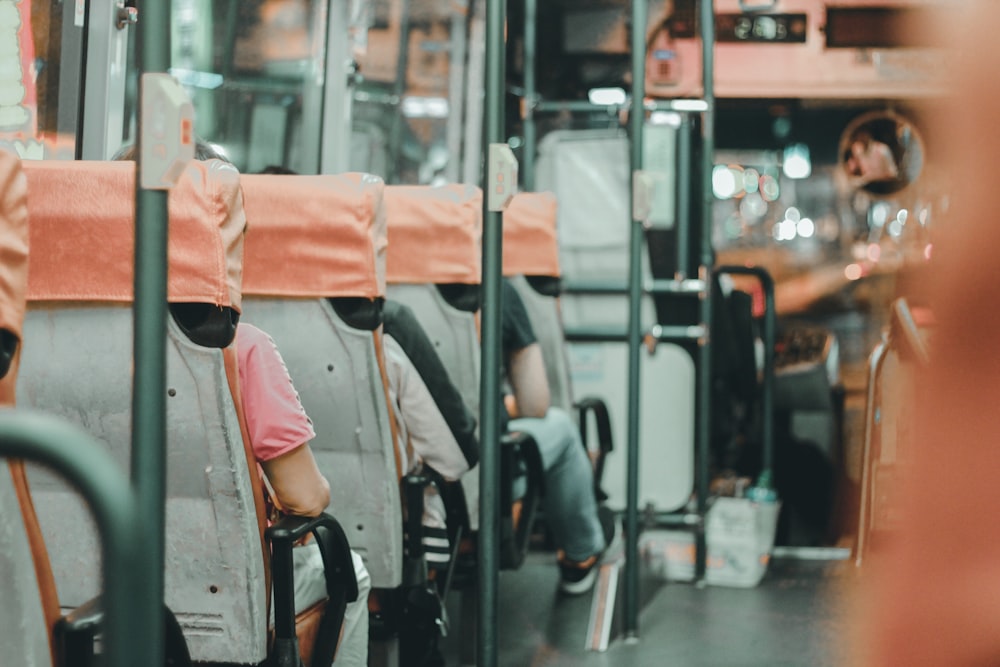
left=509, top=407, right=605, bottom=562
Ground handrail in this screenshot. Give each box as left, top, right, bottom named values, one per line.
left=623, top=0, right=648, bottom=640
left=479, top=0, right=507, bottom=664
left=133, top=2, right=172, bottom=661
left=695, top=0, right=717, bottom=585
left=0, top=410, right=149, bottom=667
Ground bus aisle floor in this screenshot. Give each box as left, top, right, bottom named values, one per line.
left=441, top=551, right=854, bottom=667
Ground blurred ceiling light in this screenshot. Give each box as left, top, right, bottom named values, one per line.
left=713, top=165, right=738, bottom=199
left=782, top=143, right=811, bottom=179
left=169, top=68, right=224, bottom=90
left=774, top=218, right=797, bottom=241
left=401, top=96, right=450, bottom=118
left=588, top=87, right=627, bottom=106
left=649, top=111, right=682, bottom=127
left=796, top=217, right=815, bottom=238
left=844, top=264, right=864, bottom=281
left=760, top=174, right=780, bottom=201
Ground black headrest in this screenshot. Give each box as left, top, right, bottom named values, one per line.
left=436, top=283, right=481, bottom=313
left=526, top=276, right=562, bottom=298
left=169, top=303, right=240, bottom=348
left=0, top=329, right=17, bottom=379
left=329, top=297, right=384, bottom=331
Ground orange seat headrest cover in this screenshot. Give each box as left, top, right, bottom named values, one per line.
left=23, top=159, right=244, bottom=309
left=384, top=184, right=482, bottom=285
left=502, top=192, right=559, bottom=278
left=0, top=150, right=29, bottom=342
left=240, top=173, right=387, bottom=299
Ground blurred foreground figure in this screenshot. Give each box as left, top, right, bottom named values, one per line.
left=854, top=2, right=1000, bottom=665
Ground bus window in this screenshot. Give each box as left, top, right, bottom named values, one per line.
left=123, top=0, right=337, bottom=174
left=1, top=0, right=85, bottom=160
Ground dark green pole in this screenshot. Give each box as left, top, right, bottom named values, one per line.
left=479, top=0, right=506, bottom=665
left=0, top=411, right=148, bottom=667
left=695, top=0, right=715, bottom=581
left=134, top=3, right=170, bottom=662
left=388, top=0, right=412, bottom=184
left=522, top=0, right=537, bottom=191
left=623, top=0, right=647, bottom=640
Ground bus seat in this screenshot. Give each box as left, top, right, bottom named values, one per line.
left=502, top=193, right=571, bottom=413
left=855, top=297, right=931, bottom=565
left=384, top=184, right=484, bottom=529
left=0, top=148, right=56, bottom=667
left=239, top=172, right=405, bottom=590
left=18, top=159, right=354, bottom=666
left=503, top=192, right=614, bottom=498
left=384, top=184, right=544, bottom=570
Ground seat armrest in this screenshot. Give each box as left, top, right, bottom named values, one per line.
left=267, top=512, right=358, bottom=667
left=56, top=596, right=102, bottom=667
left=499, top=432, right=544, bottom=570
left=401, top=470, right=434, bottom=587
left=56, top=598, right=191, bottom=667
left=575, top=396, right=613, bottom=499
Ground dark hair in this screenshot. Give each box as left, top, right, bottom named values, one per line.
left=256, top=164, right=298, bottom=175
left=112, top=138, right=232, bottom=164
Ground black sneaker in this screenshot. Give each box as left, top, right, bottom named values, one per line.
left=557, top=507, right=621, bottom=595
left=557, top=551, right=600, bottom=595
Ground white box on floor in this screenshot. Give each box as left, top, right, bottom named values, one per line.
left=640, top=497, right=781, bottom=588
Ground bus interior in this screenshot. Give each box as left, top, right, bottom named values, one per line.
left=0, top=0, right=980, bottom=666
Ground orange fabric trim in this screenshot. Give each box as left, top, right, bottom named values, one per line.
left=223, top=344, right=272, bottom=618
left=502, top=192, right=560, bottom=278
left=241, top=173, right=387, bottom=298
left=372, top=328, right=405, bottom=480
left=0, top=150, right=28, bottom=339
left=9, top=457, right=59, bottom=664
left=384, top=184, right=482, bottom=285
left=23, top=160, right=245, bottom=310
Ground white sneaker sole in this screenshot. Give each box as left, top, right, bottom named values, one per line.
left=559, top=568, right=598, bottom=595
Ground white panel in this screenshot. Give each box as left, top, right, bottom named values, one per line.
left=568, top=342, right=695, bottom=513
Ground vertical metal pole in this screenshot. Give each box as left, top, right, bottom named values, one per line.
left=675, top=114, right=692, bottom=280
left=695, top=0, right=715, bottom=581
left=479, top=0, right=506, bottom=664
left=445, top=0, right=469, bottom=183
left=522, top=0, right=537, bottom=191
left=623, top=0, right=647, bottom=640
left=388, top=0, right=412, bottom=184
left=134, top=3, right=170, bottom=662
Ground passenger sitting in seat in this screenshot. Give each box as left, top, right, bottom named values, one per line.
left=238, top=323, right=371, bottom=666
left=385, top=281, right=615, bottom=595
left=500, top=279, right=618, bottom=594
left=382, top=300, right=478, bottom=570
left=114, top=145, right=371, bottom=666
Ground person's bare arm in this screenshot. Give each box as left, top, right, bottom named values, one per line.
left=260, top=444, right=331, bottom=517
left=507, top=342, right=551, bottom=419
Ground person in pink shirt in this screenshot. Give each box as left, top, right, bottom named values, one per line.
left=237, top=322, right=371, bottom=666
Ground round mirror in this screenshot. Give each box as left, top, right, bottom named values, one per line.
left=839, top=110, right=924, bottom=196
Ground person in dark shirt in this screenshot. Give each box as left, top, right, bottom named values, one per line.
left=500, top=280, right=617, bottom=594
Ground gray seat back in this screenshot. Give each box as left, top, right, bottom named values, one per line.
left=0, top=465, right=53, bottom=667
left=18, top=159, right=268, bottom=664
left=0, top=148, right=51, bottom=667
left=240, top=172, right=402, bottom=588
left=384, top=184, right=483, bottom=527
left=502, top=192, right=574, bottom=414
